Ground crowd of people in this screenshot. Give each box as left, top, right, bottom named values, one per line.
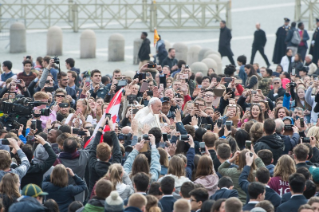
left=0, top=18, right=319, bottom=212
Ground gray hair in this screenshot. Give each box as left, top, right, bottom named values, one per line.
left=275, top=118, right=284, bottom=134
left=306, top=54, right=313, bottom=60
left=148, top=97, right=161, bottom=106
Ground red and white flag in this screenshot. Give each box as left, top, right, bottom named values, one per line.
left=83, top=88, right=123, bottom=148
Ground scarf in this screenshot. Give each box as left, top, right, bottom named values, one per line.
left=53, top=151, right=80, bottom=166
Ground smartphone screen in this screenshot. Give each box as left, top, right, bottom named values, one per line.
left=199, top=142, right=205, bottom=155
left=140, top=82, right=149, bottom=93
left=245, top=140, right=251, bottom=149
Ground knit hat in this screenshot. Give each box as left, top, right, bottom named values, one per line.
left=33, top=142, right=50, bottom=164
left=21, top=184, right=48, bottom=197
left=104, top=191, right=124, bottom=212
left=309, top=166, right=319, bottom=184
left=251, top=207, right=266, bottom=212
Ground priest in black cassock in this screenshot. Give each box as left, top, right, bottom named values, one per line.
left=218, top=20, right=235, bottom=66
left=272, top=18, right=290, bottom=64
left=309, top=18, right=319, bottom=64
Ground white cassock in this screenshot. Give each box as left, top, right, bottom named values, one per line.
left=134, top=106, right=161, bottom=137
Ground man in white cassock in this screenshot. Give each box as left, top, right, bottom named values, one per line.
left=133, top=97, right=162, bottom=137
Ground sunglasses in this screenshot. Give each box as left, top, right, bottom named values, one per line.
left=274, top=82, right=280, bottom=84
left=56, top=95, right=65, bottom=98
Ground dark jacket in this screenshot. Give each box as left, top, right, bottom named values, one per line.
left=159, top=196, right=176, bottom=212
left=242, top=203, right=256, bottom=211
left=156, top=41, right=168, bottom=65
left=161, top=57, right=178, bottom=70
left=285, top=27, right=299, bottom=47
left=278, top=133, right=299, bottom=155
left=296, top=162, right=311, bottom=170
left=17, top=71, right=37, bottom=87
left=267, top=87, right=285, bottom=103
left=292, top=60, right=304, bottom=76
left=218, top=26, right=233, bottom=57
left=182, top=114, right=214, bottom=126
left=138, top=38, right=151, bottom=61
left=88, top=131, right=122, bottom=196
left=239, top=166, right=281, bottom=208
left=8, top=196, right=47, bottom=212
left=1, top=71, right=15, bottom=82
left=90, top=85, right=109, bottom=99
left=210, top=188, right=238, bottom=200
left=124, top=206, right=143, bottom=212
left=0, top=193, right=18, bottom=212
left=254, top=134, right=284, bottom=164
left=21, top=143, right=57, bottom=189
left=42, top=174, right=86, bottom=212
left=253, top=29, right=267, bottom=47
left=276, top=195, right=308, bottom=212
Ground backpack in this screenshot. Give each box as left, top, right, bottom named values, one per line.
left=291, top=29, right=301, bottom=45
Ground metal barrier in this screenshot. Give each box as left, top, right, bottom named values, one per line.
left=0, top=0, right=231, bottom=31
left=295, top=0, right=319, bottom=30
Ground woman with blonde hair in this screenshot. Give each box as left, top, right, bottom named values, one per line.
left=105, top=163, right=134, bottom=200
left=146, top=195, right=161, bottom=212
left=42, top=164, right=86, bottom=212
left=249, top=122, right=264, bottom=144
left=194, top=155, right=219, bottom=196
left=158, top=148, right=169, bottom=176
left=222, top=104, right=241, bottom=127
left=66, top=98, right=95, bottom=127
left=307, top=126, right=319, bottom=148
left=218, top=149, right=265, bottom=203
left=268, top=155, right=296, bottom=196
left=0, top=173, right=20, bottom=212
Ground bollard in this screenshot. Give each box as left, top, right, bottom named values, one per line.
left=47, top=26, right=63, bottom=56
left=190, top=62, right=208, bottom=76
left=80, top=29, right=96, bottom=58
left=201, top=58, right=218, bottom=74
left=133, top=38, right=143, bottom=65
left=108, top=33, right=125, bottom=62
left=187, top=45, right=202, bottom=66
left=173, top=42, right=188, bottom=63
left=198, top=48, right=211, bottom=61
left=10, top=22, right=26, bottom=53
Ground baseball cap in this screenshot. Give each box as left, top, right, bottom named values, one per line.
left=309, top=166, right=319, bottom=184
left=161, top=97, right=170, bottom=103
left=21, top=184, right=48, bottom=197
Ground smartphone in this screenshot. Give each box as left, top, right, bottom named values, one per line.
left=105, top=113, right=111, bottom=124
left=194, top=103, right=199, bottom=110
left=235, top=79, right=242, bottom=84
left=300, top=118, right=304, bottom=128
left=212, top=88, right=226, bottom=97
left=44, top=87, right=55, bottom=92
left=245, top=140, right=251, bottom=149
left=284, top=124, right=293, bottom=131
left=200, top=124, right=212, bottom=130
left=226, top=88, right=232, bottom=93
left=147, top=64, right=156, bottom=68
left=224, top=77, right=233, bottom=83
left=1, top=139, right=9, bottom=145
left=302, top=137, right=310, bottom=143
left=179, top=134, right=189, bottom=141
left=72, top=128, right=80, bottom=134
left=147, top=91, right=153, bottom=96
left=251, top=90, right=257, bottom=94
left=139, top=73, right=146, bottom=81
left=292, top=68, right=296, bottom=76
left=217, top=119, right=222, bottom=128
left=225, top=121, right=232, bottom=131
left=15, top=79, right=21, bottom=84
left=59, top=103, right=69, bottom=108
left=78, top=131, right=87, bottom=136
left=163, top=133, right=168, bottom=141
left=31, top=120, right=37, bottom=130
left=140, top=82, right=149, bottom=93
left=85, top=78, right=90, bottom=87
left=9, top=93, right=16, bottom=99
left=199, top=142, right=206, bottom=155
left=246, top=107, right=250, bottom=111
left=132, top=109, right=139, bottom=114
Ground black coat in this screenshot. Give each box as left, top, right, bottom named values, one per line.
left=310, top=28, right=319, bottom=63
left=273, top=25, right=290, bottom=64
left=159, top=196, right=176, bottom=212
left=253, top=29, right=267, bottom=47
left=276, top=195, right=308, bottom=212
left=210, top=188, right=238, bottom=200
left=254, top=134, right=284, bottom=164
left=138, top=38, right=151, bottom=61
left=218, top=26, right=233, bottom=57
left=267, top=87, right=285, bottom=103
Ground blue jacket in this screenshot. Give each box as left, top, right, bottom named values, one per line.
left=210, top=188, right=238, bottom=200
left=8, top=196, right=47, bottom=212
left=123, top=147, right=160, bottom=183
left=124, top=206, right=143, bottom=212
left=266, top=164, right=275, bottom=177
left=1, top=71, right=15, bottom=82
left=239, top=166, right=281, bottom=208
left=242, top=203, right=256, bottom=211
left=238, top=65, right=247, bottom=85
left=276, top=195, right=308, bottom=212
left=42, top=174, right=86, bottom=212
left=159, top=196, right=176, bottom=212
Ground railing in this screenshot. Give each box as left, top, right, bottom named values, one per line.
left=295, top=0, right=319, bottom=30
left=0, top=0, right=231, bottom=31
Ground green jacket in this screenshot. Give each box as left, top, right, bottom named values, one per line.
left=79, top=198, right=105, bottom=212
left=258, top=77, right=272, bottom=96
left=218, top=158, right=265, bottom=203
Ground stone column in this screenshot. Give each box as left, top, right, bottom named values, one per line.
left=10, top=22, right=26, bottom=53
left=47, top=26, right=63, bottom=56
left=108, top=33, right=125, bottom=61
left=190, top=62, right=209, bottom=75
left=133, top=38, right=142, bottom=65
left=187, top=45, right=202, bottom=66
left=80, top=29, right=96, bottom=58
left=173, top=42, right=188, bottom=63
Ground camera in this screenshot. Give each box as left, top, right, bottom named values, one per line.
left=26, top=55, right=31, bottom=60
left=32, top=109, right=50, bottom=116
left=142, top=134, right=150, bottom=140
left=284, top=124, right=293, bottom=131
left=179, top=134, right=189, bottom=141
left=225, top=121, right=233, bottom=131
left=288, top=82, right=296, bottom=87
left=127, top=95, right=137, bottom=105
left=44, top=87, right=55, bottom=92
left=118, top=133, right=132, bottom=141
left=52, top=56, right=60, bottom=64
left=147, top=63, right=156, bottom=68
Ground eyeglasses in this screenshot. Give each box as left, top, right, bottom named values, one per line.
left=62, top=79, right=68, bottom=81
left=229, top=104, right=237, bottom=107
left=56, top=95, right=65, bottom=98
left=204, top=95, right=214, bottom=98
left=274, top=82, right=280, bottom=84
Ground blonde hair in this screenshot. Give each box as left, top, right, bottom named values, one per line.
left=77, top=98, right=91, bottom=118
left=0, top=173, right=21, bottom=199
left=168, top=156, right=185, bottom=178
left=250, top=122, right=263, bottom=144
left=307, top=126, right=319, bottom=148
left=274, top=155, right=296, bottom=182
left=107, top=164, right=123, bottom=190
left=158, top=148, right=169, bottom=168
left=51, top=164, right=68, bottom=187
left=146, top=195, right=161, bottom=212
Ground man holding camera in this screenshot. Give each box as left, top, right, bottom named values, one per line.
left=89, top=69, right=109, bottom=99
left=17, top=59, right=37, bottom=87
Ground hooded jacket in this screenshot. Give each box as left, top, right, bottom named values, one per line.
left=254, top=134, right=284, bottom=164
left=76, top=197, right=105, bottom=212
left=194, top=174, right=219, bottom=196
left=8, top=196, right=47, bottom=212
